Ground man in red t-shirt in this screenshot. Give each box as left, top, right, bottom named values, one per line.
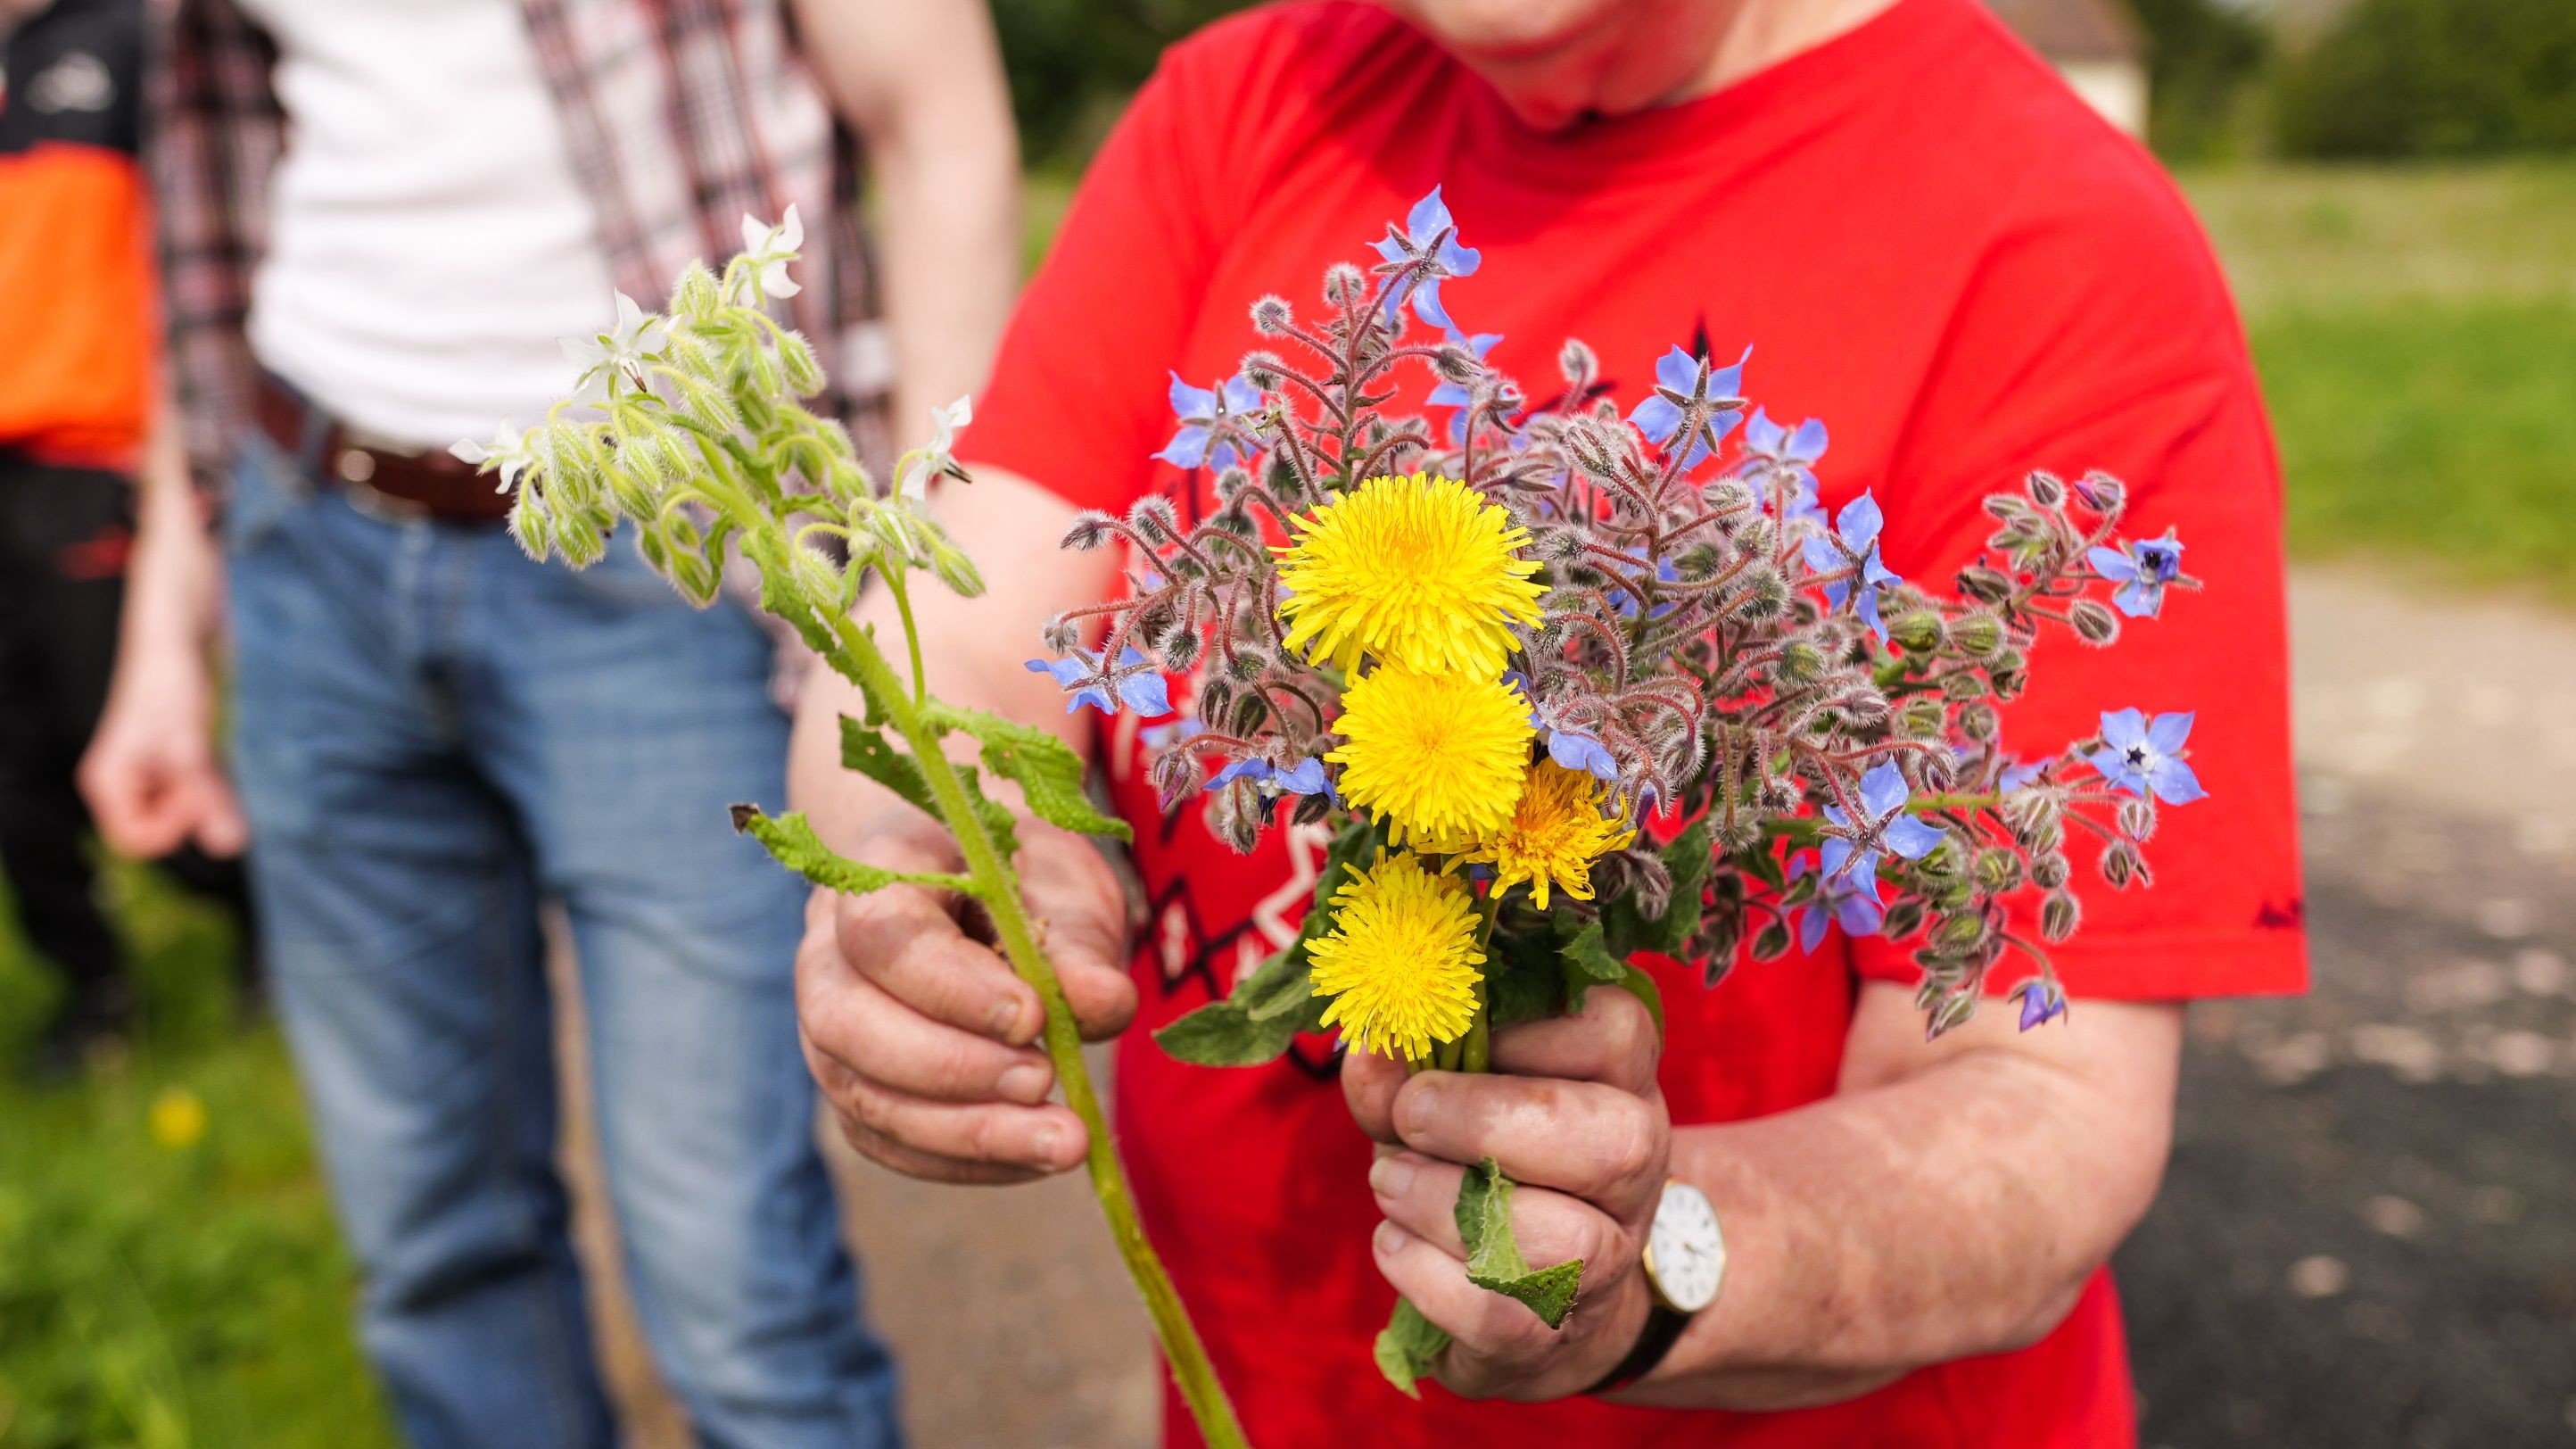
left=788, top=1, right=2306, bottom=1445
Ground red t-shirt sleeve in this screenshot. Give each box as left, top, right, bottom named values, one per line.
left=1853, top=179, right=2308, bottom=1003
left=962, top=20, right=1267, bottom=513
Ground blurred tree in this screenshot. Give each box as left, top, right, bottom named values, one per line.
left=2122, top=0, right=2272, bottom=160
left=2273, top=0, right=2576, bottom=157
left=992, top=0, right=1251, bottom=168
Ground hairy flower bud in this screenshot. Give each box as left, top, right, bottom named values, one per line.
left=1949, top=613, right=2005, bottom=659
left=1151, top=746, right=1201, bottom=810
left=508, top=489, right=555, bottom=561
left=1983, top=493, right=2037, bottom=525
left=1228, top=691, right=1270, bottom=738
left=2068, top=598, right=2121, bottom=646
left=1699, top=477, right=1756, bottom=515
left=1779, top=641, right=1827, bottom=684
left=1974, top=848, right=2025, bottom=892
left=1957, top=702, right=2000, bottom=741
left=1900, top=696, right=1947, bottom=737
left=1925, top=988, right=1979, bottom=1039
left=1751, top=921, right=1791, bottom=962
left=1322, top=263, right=1367, bottom=308
left=1673, top=542, right=1725, bottom=581
left=1239, top=350, right=1286, bottom=391
left=2073, top=470, right=2126, bottom=514
left=1224, top=645, right=1270, bottom=683
left=1881, top=898, right=1927, bottom=940
left=2118, top=796, right=2158, bottom=842
left=1557, top=338, right=1598, bottom=389
left=1040, top=613, right=1082, bottom=654
left=774, top=329, right=824, bottom=396
left=1156, top=617, right=1202, bottom=673
left=1127, top=494, right=1181, bottom=543
left=2033, top=890, right=2078, bottom=944
left=2031, top=850, right=2071, bottom=890
left=1936, top=910, right=1990, bottom=952
left=1834, top=687, right=1892, bottom=727
left=1956, top=565, right=2016, bottom=605
left=1889, top=610, right=1945, bottom=653
left=1061, top=510, right=1117, bottom=551
left=2025, top=469, right=2067, bottom=509
left=928, top=535, right=985, bottom=599
left=1941, top=670, right=1991, bottom=702
left=2100, top=839, right=2142, bottom=890
left=1250, top=294, right=1292, bottom=334
left=1736, top=563, right=1789, bottom=622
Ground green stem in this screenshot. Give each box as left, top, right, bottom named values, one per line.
left=821, top=606, right=1250, bottom=1449
left=881, top=568, right=929, bottom=708
left=1461, top=891, right=1499, bottom=1074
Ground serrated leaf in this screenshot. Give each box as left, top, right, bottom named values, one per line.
left=1455, top=1157, right=1583, bottom=1328
left=729, top=806, right=978, bottom=898
left=1373, top=1296, right=1451, bottom=1399
left=840, top=714, right=1020, bottom=860
left=1153, top=817, right=1373, bottom=1066
left=1485, top=926, right=1565, bottom=1029
left=922, top=701, right=1132, bottom=842
left=1152, top=995, right=1318, bottom=1066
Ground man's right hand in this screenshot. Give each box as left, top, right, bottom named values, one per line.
left=798, top=811, right=1137, bottom=1184
left=78, top=641, right=247, bottom=861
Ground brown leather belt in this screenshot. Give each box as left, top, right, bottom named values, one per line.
left=254, top=376, right=516, bottom=524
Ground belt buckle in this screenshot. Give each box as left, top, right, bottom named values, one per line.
left=331, top=442, right=433, bottom=525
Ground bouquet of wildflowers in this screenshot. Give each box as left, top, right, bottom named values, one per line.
left=1023, top=188, right=2209, bottom=1393
left=468, top=192, right=2208, bottom=1443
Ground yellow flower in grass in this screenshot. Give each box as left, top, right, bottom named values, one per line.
left=1308, top=852, right=1484, bottom=1063
left=149, top=1087, right=208, bottom=1150
left=1329, top=667, right=1534, bottom=843
left=1454, top=759, right=1639, bottom=909
left=1276, top=472, right=1544, bottom=678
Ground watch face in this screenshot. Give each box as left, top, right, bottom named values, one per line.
left=1645, top=1180, right=1726, bottom=1312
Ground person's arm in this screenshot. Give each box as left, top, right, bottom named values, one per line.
left=788, top=467, right=1139, bottom=1184
left=1345, top=982, right=2181, bottom=1405
left=788, top=0, right=1020, bottom=434
left=78, top=389, right=246, bottom=859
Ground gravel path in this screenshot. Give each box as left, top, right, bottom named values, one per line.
left=582, top=565, right=2576, bottom=1447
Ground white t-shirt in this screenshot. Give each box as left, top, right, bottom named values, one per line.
left=235, top=0, right=616, bottom=450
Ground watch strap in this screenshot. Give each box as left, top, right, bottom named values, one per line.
left=1581, top=1298, right=1692, bottom=1398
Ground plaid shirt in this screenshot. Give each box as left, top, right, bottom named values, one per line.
left=146, top=0, right=892, bottom=486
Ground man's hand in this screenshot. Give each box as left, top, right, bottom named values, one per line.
left=78, top=639, right=246, bottom=860
left=1343, top=987, right=1671, bottom=1400
left=798, top=811, right=1136, bottom=1184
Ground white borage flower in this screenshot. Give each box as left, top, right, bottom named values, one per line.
left=563, top=292, right=669, bottom=406
left=896, top=394, right=974, bottom=502
left=738, top=203, right=805, bottom=301
left=450, top=422, right=537, bottom=493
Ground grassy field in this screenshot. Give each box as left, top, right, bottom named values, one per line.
left=2, top=160, right=2567, bottom=1445
left=2179, top=161, right=2576, bottom=596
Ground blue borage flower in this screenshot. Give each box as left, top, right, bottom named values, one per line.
left=2085, top=530, right=2185, bottom=618
left=1820, top=762, right=1946, bottom=882
left=1373, top=186, right=1481, bottom=330
left=1629, top=345, right=1750, bottom=469
left=2088, top=708, right=2206, bottom=804
left=1024, top=646, right=1172, bottom=717
left=1740, top=408, right=1829, bottom=526
left=1427, top=329, right=1502, bottom=443
left=1802, top=492, right=1904, bottom=643
left=1790, top=857, right=1887, bottom=954
left=1154, top=371, right=1263, bottom=470
left=1205, top=756, right=1337, bottom=802
left=2016, top=977, right=2069, bottom=1030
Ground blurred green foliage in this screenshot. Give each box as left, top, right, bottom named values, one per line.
left=0, top=869, right=396, bottom=1448
left=2183, top=161, right=2576, bottom=595
left=2125, top=0, right=2271, bottom=161
left=2272, top=0, right=2576, bottom=158
left=992, top=0, right=1249, bottom=167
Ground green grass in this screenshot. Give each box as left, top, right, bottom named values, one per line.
left=2177, top=161, right=2576, bottom=593
left=0, top=871, right=396, bottom=1448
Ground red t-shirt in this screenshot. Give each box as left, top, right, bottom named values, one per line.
left=968, top=2, right=2307, bottom=1444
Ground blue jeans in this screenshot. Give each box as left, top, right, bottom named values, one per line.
left=225, top=433, right=901, bottom=1449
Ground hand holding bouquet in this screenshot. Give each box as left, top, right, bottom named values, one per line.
left=464, top=190, right=2208, bottom=1442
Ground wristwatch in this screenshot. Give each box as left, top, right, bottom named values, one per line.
left=1585, top=1180, right=1726, bottom=1396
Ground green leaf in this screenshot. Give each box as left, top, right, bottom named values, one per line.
left=922, top=702, right=1132, bottom=842
left=729, top=806, right=978, bottom=898
left=1606, top=817, right=1713, bottom=956
left=1372, top=1296, right=1452, bottom=1400
left=838, top=715, right=1020, bottom=860
left=1455, top=1157, right=1584, bottom=1329
left=1484, top=925, right=1565, bottom=1029
left=1559, top=921, right=1665, bottom=1038
left=1152, top=817, right=1375, bottom=1065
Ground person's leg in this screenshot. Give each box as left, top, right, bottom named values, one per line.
left=0, top=458, right=134, bottom=1060
left=467, top=537, right=901, bottom=1449
left=223, top=437, right=612, bottom=1448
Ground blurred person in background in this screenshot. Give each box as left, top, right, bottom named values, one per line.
left=0, top=0, right=254, bottom=1082
left=78, top=0, right=1019, bottom=1443
left=788, top=0, right=2304, bottom=1445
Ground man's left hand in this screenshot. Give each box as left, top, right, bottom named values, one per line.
left=1342, top=986, right=1672, bottom=1401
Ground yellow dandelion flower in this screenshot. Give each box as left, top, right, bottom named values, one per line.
left=1454, top=759, right=1639, bottom=909
left=149, top=1087, right=208, bottom=1150
left=1308, top=852, right=1484, bottom=1063
left=1276, top=471, right=1544, bottom=678
left=1329, top=667, right=1534, bottom=842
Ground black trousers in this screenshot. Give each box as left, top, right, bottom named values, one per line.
left=0, top=451, right=250, bottom=1011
